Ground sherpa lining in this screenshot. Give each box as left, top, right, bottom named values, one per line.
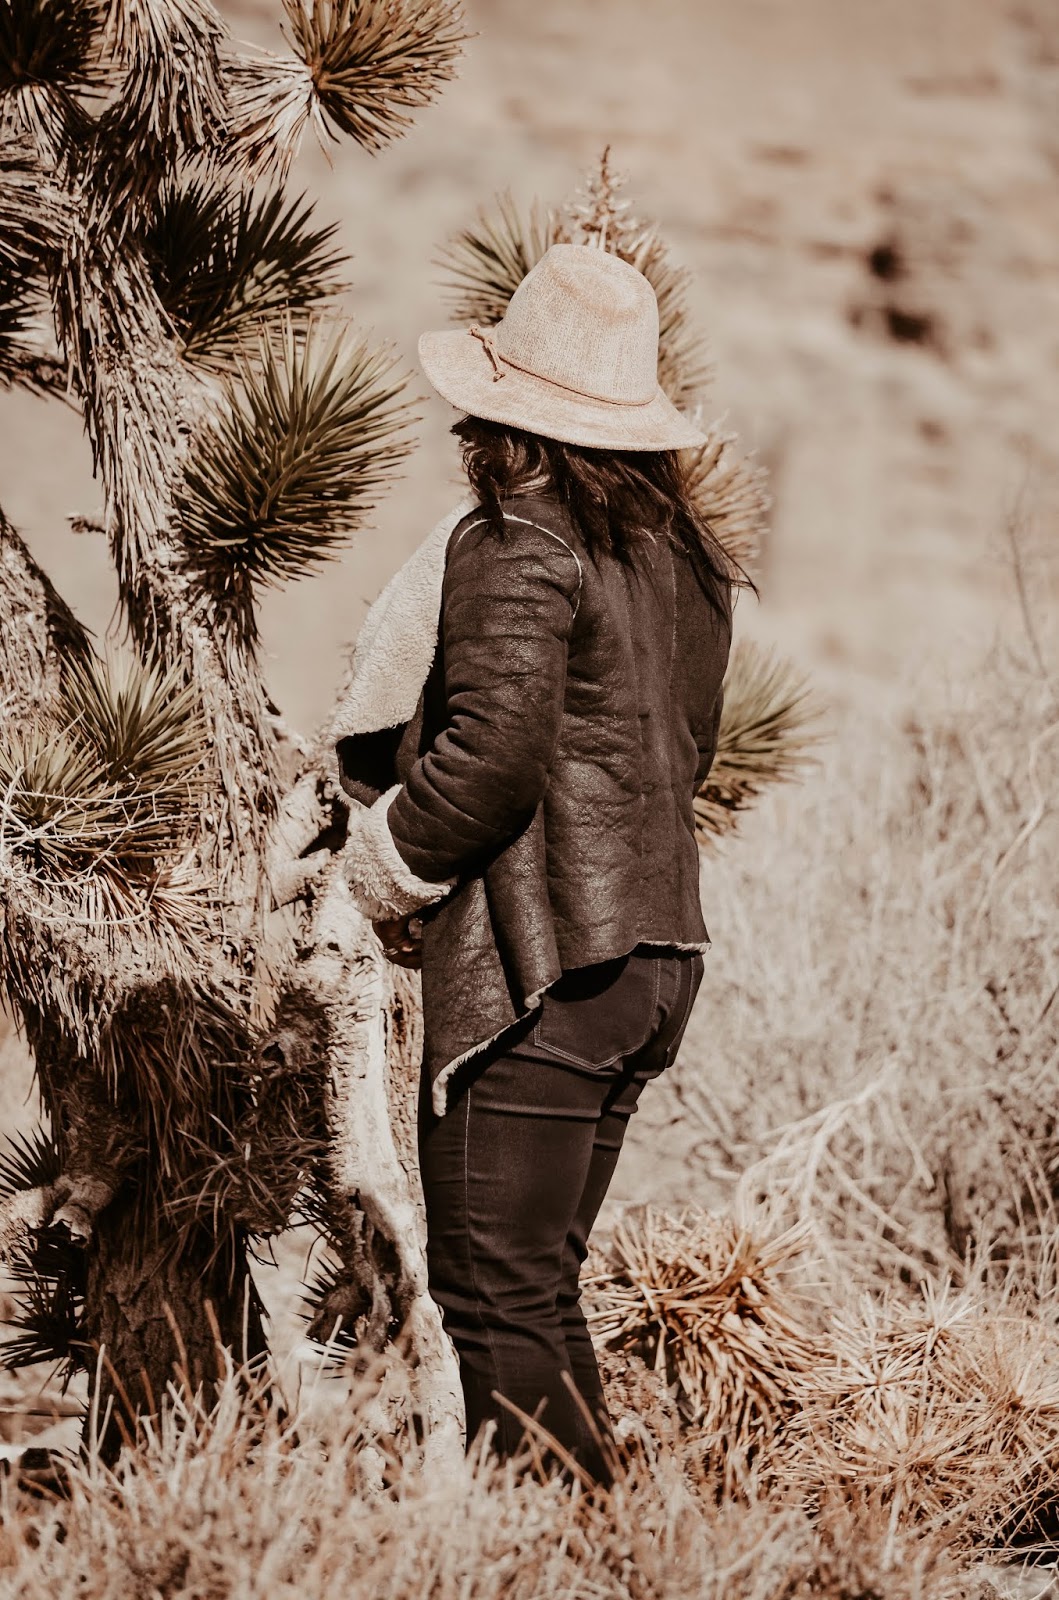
left=343, top=784, right=456, bottom=923
left=330, top=493, right=478, bottom=745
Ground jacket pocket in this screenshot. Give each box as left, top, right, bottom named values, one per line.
left=532, top=952, right=661, bottom=1071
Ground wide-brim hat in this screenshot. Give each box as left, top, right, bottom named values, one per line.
left=418, top=242, right=707, bottom=453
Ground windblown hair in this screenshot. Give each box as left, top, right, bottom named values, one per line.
left=452, top=415, right=753, bottom=622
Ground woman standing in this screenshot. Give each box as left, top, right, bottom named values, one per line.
left=338, top=243, right=737, bottom=1485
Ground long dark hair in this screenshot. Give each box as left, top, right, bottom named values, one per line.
left=451, top=415, right=752, bottom=624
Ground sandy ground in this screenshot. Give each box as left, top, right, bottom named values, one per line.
left=2, top=0, right=1058, bottom=1401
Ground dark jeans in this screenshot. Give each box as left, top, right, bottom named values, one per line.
left=417, top=943, right=704, bottom=1484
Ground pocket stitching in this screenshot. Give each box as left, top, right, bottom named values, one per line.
left=532, top=956, right=664, bottom=1071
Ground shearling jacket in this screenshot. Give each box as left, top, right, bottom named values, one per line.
left=337, top=491, right=732, bottom=1113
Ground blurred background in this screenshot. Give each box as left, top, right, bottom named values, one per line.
left=2, top=0, right=1056, bottom=736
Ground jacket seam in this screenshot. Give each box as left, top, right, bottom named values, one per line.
left=498, top=512, right=584, bottom=618
left=448, top=511, right=583, bottom=618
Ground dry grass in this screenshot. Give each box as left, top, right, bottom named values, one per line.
left=585, top=1207, right=1059, bottom=1558
left=781, top=1287, right=1059, bottom=1553
left=0, top=1352, right=995, bottom=1600
left=671, top=630, right=1059, bottom=1296
left=585, top=1206, right=823, bottom=1492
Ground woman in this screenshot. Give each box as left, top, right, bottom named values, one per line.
left=337, top=243, right=737, bottom=1485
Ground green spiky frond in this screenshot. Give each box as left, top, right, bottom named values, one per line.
left=223, top=47, right=316, bottom=183
left=145, top=179, right=346, bottom=370
left=0, top=648, right=206, bottom=878
left=0, top=725, right=118, bottom=873
left=2, top=1226, right=87, bottom=1375
left=100, top=0, right=227, bottom=182
left=179, top=317, right=416, bottom=593
left=695, top=641, right=823, bottom=842
left=0, top=1126, right=61, bottom=1200
left=0, top=141, right=70, bottom=389
left=0, top=0, right=105, bottom=156
left=63, top=649, right=204, bottom=794
left=0, top=143, right=69, bottom=269
left=435, top=190, right=566, bottom=325
left=685, top=422, right=771, bottom=570
left=283, top=0, right=468, bottom=154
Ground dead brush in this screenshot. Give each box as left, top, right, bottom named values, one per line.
left=0, top=1348, right=985, bottom=1600
left=584, top=1204, right=824, bottom=1491
left=777, top=1284, right=1059, bottom=1556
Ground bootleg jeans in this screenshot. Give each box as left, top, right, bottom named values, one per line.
left=417, top=942, right=705, bottom=1484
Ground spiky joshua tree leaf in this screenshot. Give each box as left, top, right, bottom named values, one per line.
left=0, top=648, right=206, bottom=877
left=146, top=178, right=346, bottom=371
left=0, top=1125, right=62, bottom=1201
left=684, top=421, right=771, bottom=570
left=696, top=641, right=823, bottom=842
left=435, top=190, right=566, bottom=326
left=2, top=1227, right=87, bottom=1375
left=284, top=0, right=468, bottom=153
left=178, top=316, right=416, bottom=592
left=0, top=145, right=69, bottom=388
left=0, top=0, right=106, bottom=155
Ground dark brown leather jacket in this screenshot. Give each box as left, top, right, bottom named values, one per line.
left=337, top=492, right=732, bottom=1112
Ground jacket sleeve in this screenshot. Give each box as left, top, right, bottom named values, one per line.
left=385, top=518, right=580, bottom=887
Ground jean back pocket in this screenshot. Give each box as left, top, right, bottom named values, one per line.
left=532, top=952, right=661, bottom=1071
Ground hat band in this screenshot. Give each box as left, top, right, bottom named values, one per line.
left=468, top=324, right=656, bottom=409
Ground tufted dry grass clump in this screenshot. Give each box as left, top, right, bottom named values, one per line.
left=585, top=1204, right=1059, bottom=1559
left=584, top=1205, right=825, bottom=1492
left=778, top=1287, right=1059, bottom=1556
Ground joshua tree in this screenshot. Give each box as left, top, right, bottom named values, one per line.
left=0, top=4, right=814, bottom=1460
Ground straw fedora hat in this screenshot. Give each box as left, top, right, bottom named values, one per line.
left=418, top=242, right=707, bottom=452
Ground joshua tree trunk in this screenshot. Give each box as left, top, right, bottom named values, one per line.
left=0, top=0, right=470, bottom=1454
left=85, top=1225, right=266, bottom=1451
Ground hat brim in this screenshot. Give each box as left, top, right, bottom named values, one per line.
left=418, top=328, right=708, bottom=453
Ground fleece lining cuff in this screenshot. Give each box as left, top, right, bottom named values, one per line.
left=343, top=784, right=456, bottom=922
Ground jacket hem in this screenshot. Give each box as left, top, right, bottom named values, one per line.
left=637, top=936, right=712, bottom=953
left=430, top=994, right=549, bottom=1117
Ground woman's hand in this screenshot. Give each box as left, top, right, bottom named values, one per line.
left=371, top=912, right=423, bottom=969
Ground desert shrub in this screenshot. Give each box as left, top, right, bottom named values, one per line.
left=671, top=635, right=1059, bottom=1293
left=778, top=1287, right=1059, bottom=1554
left=585, top=1205, right=824, bottom=1492
left=586, top=1205, right=1059, bottom=1558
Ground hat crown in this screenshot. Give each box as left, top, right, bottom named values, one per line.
left=495, top=243, right=660, bottom=406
